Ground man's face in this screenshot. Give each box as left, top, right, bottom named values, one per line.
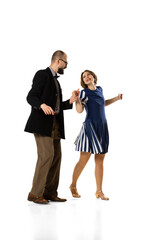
left=58, top=54, right=68, bottom=74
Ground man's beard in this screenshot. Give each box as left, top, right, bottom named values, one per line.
left=58, top=68, right=64, bottom=74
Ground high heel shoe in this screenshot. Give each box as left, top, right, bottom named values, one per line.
left=95, top=191, right=109, bottom=200
left=69, top=185, right=81, bottom=198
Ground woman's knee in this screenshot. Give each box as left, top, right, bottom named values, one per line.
left=95, top=154, right=105, bottom=165
left=79, top=152, right=91, bottom=166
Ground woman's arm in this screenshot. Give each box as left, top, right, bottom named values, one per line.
left=75, top=99, right=84, bottom=113
left=105, top=94, right=122, bottom=107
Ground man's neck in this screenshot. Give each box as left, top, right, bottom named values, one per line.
left=50, top=64, right=57, bottom=73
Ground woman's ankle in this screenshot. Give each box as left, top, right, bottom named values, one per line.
left=96, top=189, right=103, bottom=194
left=70, top=183, right=76, bottom=188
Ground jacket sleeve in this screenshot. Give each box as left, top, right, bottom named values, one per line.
left=26, top=70, right=47, bottom=110
left=62, top=99, right=73, bottom=110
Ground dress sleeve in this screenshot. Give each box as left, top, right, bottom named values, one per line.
left=98, top=86, right=103, bottom=92
left=79, top=90, right=88, bottom=106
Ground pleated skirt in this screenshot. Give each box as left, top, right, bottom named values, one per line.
left=75, top=120, right=109, bottom=154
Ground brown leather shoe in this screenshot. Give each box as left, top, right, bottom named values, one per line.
left=28, top=192, right=49, bottom=204
left=43, top=194, right=67, bottom=202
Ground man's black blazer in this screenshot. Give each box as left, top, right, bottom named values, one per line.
left=24, top=67, right=72, bottom=138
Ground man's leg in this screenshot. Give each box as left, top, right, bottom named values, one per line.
left=30, top=134, right=54, bottom=197
left=43, top=139, right=61, bottom=197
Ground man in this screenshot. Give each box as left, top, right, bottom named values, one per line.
left=25, top=50, right=79, bottom=204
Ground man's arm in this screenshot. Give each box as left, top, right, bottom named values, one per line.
left=62, top=99, right=73, bottom=110
left=27, top=70, right=47, bottom=110
left=62, top=89, right=80, bottom=110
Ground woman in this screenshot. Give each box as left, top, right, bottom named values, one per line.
left=70, top=70, right=122, bottom=200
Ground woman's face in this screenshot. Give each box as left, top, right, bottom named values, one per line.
left=82, top=71, right=94, bottom=85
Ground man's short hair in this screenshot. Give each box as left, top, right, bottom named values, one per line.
left=51, top=50, right=66, bottom=62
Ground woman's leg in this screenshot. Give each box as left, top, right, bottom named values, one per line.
left=71, top=152, right=91, bottom=187
left=94, top=154, right=105, bottom=192
left=94, top=154, right=109, bottom=200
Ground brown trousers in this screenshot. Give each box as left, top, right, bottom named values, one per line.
left=30, top=117, right=61, bottom=197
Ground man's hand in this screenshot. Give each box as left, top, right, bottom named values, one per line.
left=69, top=89, right=80, bottom=104
left=40, top=104, right=55, bottom=115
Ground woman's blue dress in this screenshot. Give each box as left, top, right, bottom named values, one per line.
left=75, top=86, right=109, bottom=154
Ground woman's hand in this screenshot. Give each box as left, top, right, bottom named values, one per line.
left=40, top=103, right=55, bottom=115
left=72, top=89, right=80, bottom=97
left=118, top=94, right=123, bottom=100
left=70, top=89, right=80, bottom=104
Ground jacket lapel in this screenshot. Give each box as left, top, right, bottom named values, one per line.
left=46, top=67, right=62, bottom=97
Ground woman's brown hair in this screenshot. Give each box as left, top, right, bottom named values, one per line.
left=80, top=70, right=98, bottom=89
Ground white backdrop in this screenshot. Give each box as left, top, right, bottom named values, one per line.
left=0, top=0, right=162, bottom=239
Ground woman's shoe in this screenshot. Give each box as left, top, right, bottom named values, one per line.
left=69, top=185, right=81, bottom=198
left=95, top=190, right=109, bottom=200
